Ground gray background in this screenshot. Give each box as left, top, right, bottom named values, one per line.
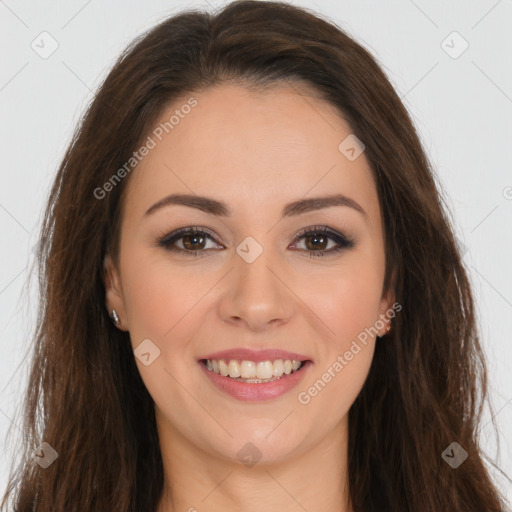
left=1, top=0, right=511, bottom=503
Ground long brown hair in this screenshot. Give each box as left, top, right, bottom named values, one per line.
left=2, top=1, right=508, bottom=510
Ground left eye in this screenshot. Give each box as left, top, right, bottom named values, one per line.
left=291, top=227, right=355, bottom=257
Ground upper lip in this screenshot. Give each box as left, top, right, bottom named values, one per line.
left=199, top=348, right=312, bottom=363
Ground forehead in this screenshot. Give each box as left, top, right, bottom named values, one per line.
left=123, top=82, right=378, bottom=222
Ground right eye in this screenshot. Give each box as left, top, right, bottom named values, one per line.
left=156, top=227, right=223, bottom=257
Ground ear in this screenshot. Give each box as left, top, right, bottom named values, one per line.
left=103, top=253, right=128, bottom=331
left=376, top=268, right=397, bottom=337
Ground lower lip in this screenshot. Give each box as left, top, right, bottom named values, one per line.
left=198, top=360, right=313, bottom=402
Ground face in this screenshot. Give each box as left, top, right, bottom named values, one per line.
left=104, top=82, right=395, bottom=466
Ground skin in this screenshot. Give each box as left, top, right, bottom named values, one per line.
left=104, top=82, right=395, bottom=512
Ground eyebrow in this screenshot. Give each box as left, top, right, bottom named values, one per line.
left=144, top=193, right=367, bottom=219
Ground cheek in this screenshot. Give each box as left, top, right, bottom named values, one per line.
left=297, top=264, right=381, bottom=418
left=120, top=247, right=195, bottom=341
left=120, top=254, right=205, bottom=419
left=295, top=254, right=382, bottom=411
left=308, top=254, right=385, bottom=346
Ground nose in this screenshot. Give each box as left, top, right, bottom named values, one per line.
left=217, top=246, right=294, bottom=332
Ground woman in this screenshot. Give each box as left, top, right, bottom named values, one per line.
left=1, top=1, right=508, bottom=510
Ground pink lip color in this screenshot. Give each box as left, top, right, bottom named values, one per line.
left=198, top=360, right=313, bottom=401
left=200, top=348, right=310, bottom=363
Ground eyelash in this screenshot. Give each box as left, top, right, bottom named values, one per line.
left=155, top=225, right=355, bottom=259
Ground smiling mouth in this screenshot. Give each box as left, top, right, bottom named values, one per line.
left=200, top=358, right=309, bottom=383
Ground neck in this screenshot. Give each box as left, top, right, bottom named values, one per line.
left=155, top=413, right=353, bottom=512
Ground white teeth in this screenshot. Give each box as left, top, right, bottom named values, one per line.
left=273, top=359, right=284, bottom=377
left=204, top=358, right=305, bottom=381
left=240, top=360, right=256, bottom=378
left=256, top=361, right=273, bottom=379
left=228, top=360, right=240, bottom=378
left=219, top=360, right=229, bottom=377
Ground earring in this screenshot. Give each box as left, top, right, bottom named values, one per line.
left=386, top=324, right=391, bottom=333
left=111, top=309, right=120, bottom=326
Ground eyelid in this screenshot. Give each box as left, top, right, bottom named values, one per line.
left=155, top=226, right=223, bottom=248
left=293, top=225, right=352, bottom=242
left=290, top=225, right=355, bottom=253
